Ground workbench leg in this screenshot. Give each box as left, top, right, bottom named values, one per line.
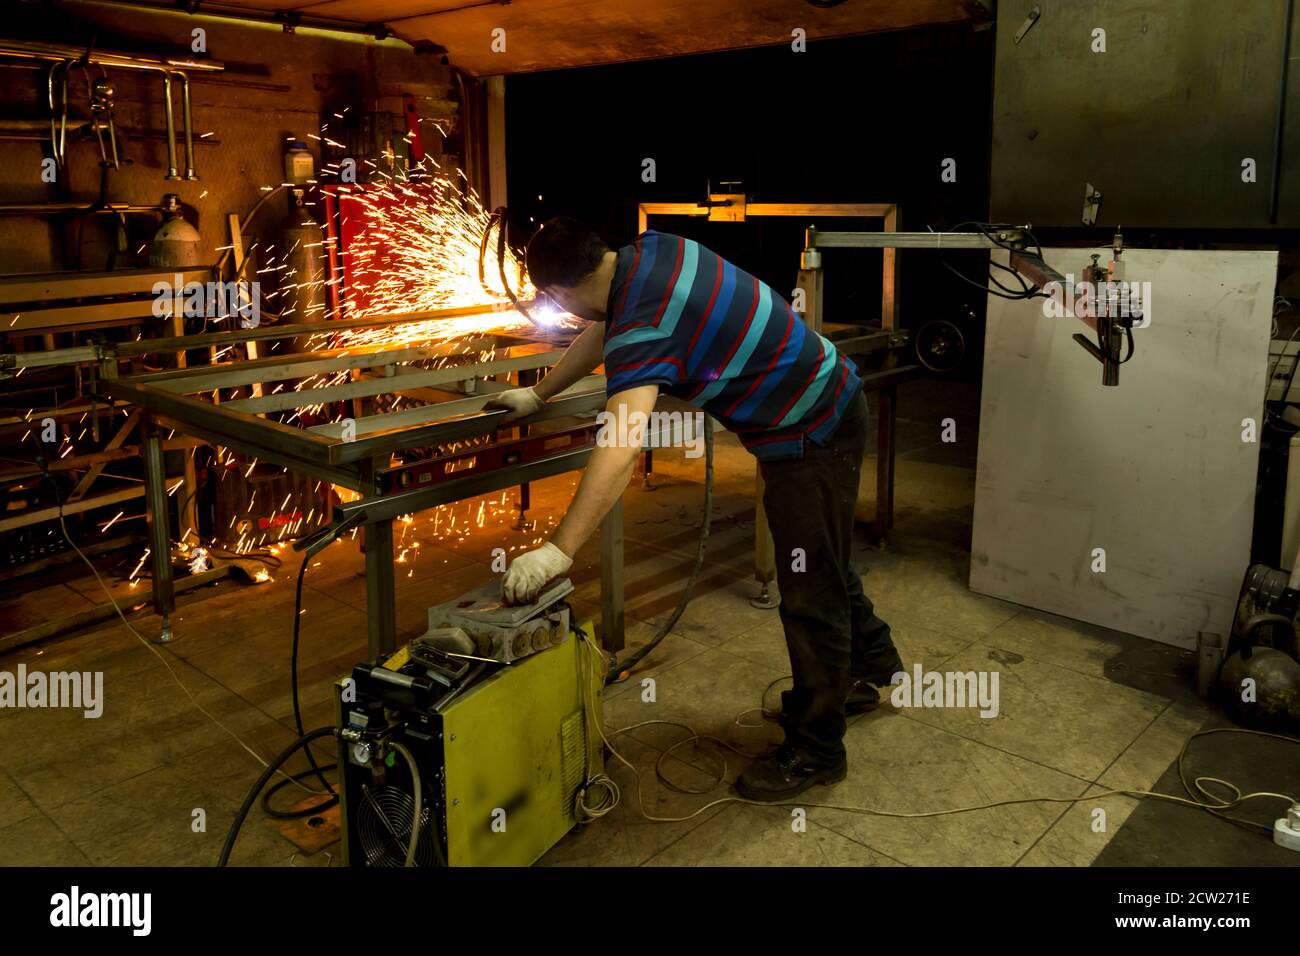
left=752, top=470, right=778, bottom=609
left=143, top=422, right=175, bottom=642
left=873, top=386, right=897, bottom=544
left=600, top=498, right=625, bottom=652
left=514, top=480, right=532, bottom=530
left=169, top=307, right=200, bottom=543
left=364, top=518, right=398, bottom=659
left=179, top=449, right=198, bottom=544
left=514, top=367, right=537, bottom=530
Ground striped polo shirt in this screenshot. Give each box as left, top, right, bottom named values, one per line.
left=602, top=231, right=861, bottom=461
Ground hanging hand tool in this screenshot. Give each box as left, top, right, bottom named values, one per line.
left=84, top=65, right=120, bottom=169
left=175, top=71, right=197, bottom=180
left=161, top=71, right=179, bottom=180
left=47, top=59, right=71, bottom=167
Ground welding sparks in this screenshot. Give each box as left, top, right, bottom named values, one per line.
left=309, top=168, right=559, bottom=349
left=122, top=162, right=577, bottom=581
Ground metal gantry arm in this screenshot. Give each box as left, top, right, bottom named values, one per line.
left=802, top=226, right=1135, bottom=386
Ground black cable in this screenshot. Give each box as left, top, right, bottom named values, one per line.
left=175, top=482, right=201, bottom=530
left=1118, top=326, right=1136, bottom=364
left=261, top=764, right=339, bottom=820
left=988, top=258, right=1039, bottom=296
left=218, top=726, right=335, bottom=866
left=33, top=448, right=342, bottom=832
left=291, top=548, right=335, bottom=795
left=957, top=220, right=1045, bottom=261
left=939, top=259, right=1044, bottom=301
left=1276, top=322, right=1300, bottom=410
left=1264, top=308, right=1300, bottom=430
left=987, top=264, right=1040, bottom=299
left=932, top=222, right=1048, bottom=301
left=479, top=206, right=540, bottom=327
left=607, top=418, right=713, bottom=683
left=477, top=207, right=500, bottom=297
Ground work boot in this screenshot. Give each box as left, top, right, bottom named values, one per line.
left=845, top=646, right=903, bottom=714
left=845, top=679, right=883, bottom=715
left=768, top=668, right=898, bottom=724
left=853, top=644, right=904, bottom=687
left=734, top=744, right=847, bottom=802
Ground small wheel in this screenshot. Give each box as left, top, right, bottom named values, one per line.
left=915, top=319, right=966, bottom=373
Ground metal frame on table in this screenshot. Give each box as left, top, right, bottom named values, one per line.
left=102, top=310, right=618, bottom=657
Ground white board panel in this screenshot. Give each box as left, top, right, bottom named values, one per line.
left=970, top=248, right=1276, bottom=648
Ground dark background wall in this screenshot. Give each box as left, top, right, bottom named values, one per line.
left=505, top=24, right=997, bottom=340
left=991, top=0, right=1300, bottom=230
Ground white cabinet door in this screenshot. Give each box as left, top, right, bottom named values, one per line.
left=970, top=248, right=1276, bottom=648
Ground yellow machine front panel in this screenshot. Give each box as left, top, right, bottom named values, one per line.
left=440, top=629, right=603, bottom=866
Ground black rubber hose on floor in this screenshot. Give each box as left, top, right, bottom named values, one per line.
left=261, top=764, right=339, bottom=820
left=291, top=549, right=338, bottom=797
left=218, top=726, right=336, bottom=867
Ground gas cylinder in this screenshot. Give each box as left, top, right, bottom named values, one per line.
left=278, top=188, right=326, bottom=329
left=148, top=194, right=203, bottom=268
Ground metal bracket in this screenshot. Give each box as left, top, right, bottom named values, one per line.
left=1014, top=7, right=1041, bottom=45
left=1082, top=183, right=1103, bottom=225
left=702, top=180, right=746, bottom=221
left=707, top=194, right=747, bottom=222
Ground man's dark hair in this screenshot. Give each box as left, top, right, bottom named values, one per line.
left=525, top=217, right=611, bottom=290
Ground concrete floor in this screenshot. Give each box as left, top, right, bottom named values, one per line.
left=0, top=379, right=1291, bottom=867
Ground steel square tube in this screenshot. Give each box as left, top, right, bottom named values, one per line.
left=333, top=445, right=596, bottom=525
left=222, top=349, right=562, bottom=414
left=105, top=378, right=337, bottom=467
left=327, top=388, right=608, bottom=465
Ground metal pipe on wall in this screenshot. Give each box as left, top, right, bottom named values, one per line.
left=73, top=0, right=398, bottom=43
left=0, top=202, right=162, bottom=216
left=161, top=71, right=178, bottom=180
left=177, top=72, right=196, bottom=180
left=1, top=35, right=218, bottom=181
left=0, top=38, right=223, bottom=73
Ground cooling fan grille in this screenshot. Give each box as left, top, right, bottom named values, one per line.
left=357, top=783, right=438, bottom=867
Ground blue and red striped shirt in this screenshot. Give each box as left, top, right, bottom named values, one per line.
left=602, top=231, right=861, bottom=460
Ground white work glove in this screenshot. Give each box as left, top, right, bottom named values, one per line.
left=503, top=542, right=573, bottom=606
left=485, top=386, right=544, bottom=423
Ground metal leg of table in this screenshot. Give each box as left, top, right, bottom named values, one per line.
left=360, top=456, right=398, bottom=659
left=143, top=421, right=175, bottom=641
left=600, top=497, right=625, bottom=652
left=514, top=367, right=536, bottom=530
left=179, top=449, right=199, bottom=545
left=364, top=517, right=397, bottom=659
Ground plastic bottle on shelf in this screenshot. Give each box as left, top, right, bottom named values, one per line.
left=284, top=139, right=314, bottom=185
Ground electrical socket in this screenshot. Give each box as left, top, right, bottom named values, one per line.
left=1274, top=803, right=1300, bottom=853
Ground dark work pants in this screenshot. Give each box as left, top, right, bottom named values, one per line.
left=758, top=389, right=894, bottom=764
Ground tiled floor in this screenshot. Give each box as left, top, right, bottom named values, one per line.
left=0, top=380, right=1242, bottom=867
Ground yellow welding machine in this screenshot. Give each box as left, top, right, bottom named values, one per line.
left=335, top=616, right=604, bottom=867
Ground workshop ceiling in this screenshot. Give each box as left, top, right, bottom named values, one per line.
left=175, top=0, right=991, bottom=75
